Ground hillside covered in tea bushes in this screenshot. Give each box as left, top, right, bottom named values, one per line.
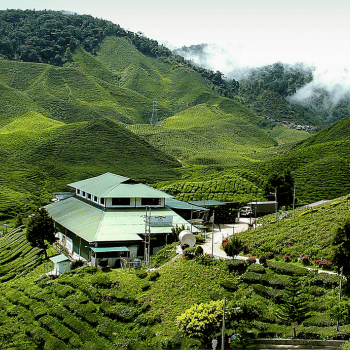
left=1, top=221, right=350, bottom=349
left=1, top=8, right=350, bottom=218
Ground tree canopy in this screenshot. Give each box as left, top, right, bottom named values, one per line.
left=331, top=217, right=350, bottom=281
left=275, top=274, right=311, bottom=338
left=26, top=207, right=57, bottom=259
left=263, top=170, right=294, bottom=209
left=0, top=9, right=236, bottom=96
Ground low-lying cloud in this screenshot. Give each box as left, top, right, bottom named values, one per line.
left=174, top=42, right=350, bottom=108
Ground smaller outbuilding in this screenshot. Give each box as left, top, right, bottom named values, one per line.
left=49, top=254, right=71, bottom=276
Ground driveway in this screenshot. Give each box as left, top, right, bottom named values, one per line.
left=200, top=223, right=249, bottom=260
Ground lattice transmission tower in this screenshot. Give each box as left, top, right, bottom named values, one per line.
left=150, top=99, right=158, bottom=125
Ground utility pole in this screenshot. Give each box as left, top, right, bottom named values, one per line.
left=336, top=266, right=343, bottom=331
left=211, top=210, right=215, bottom=257
left=221, top=298, right=240, bottom=350
left=293, top=184, right=296, bottom=211
left=144, top=206, right=151, bottom=267
left=270, top=189, right=278, bottom=221
left=221, top=298, right=226, bottom=350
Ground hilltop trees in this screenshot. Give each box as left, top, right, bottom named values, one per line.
left=26, top=208, right=57, bottom=259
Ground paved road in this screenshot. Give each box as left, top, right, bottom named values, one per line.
left=200, top=223, right=250, bottom=260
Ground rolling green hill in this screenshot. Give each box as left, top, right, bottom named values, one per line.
left=1, top=8, right=349, bottom=218
left=0, top=30, right=312, bottom=216
left=0, top=112, right=180, bottom=218
left=258, top=116, right=350, bottom=205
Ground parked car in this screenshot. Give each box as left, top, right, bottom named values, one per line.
left=240, top=206, right=253, bottom=216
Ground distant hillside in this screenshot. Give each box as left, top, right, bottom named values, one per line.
left=259, top=116, right=350, bottom=205
left=176, top=45, right=350, bottom=127
left=0, top=113, right=180, bottom=218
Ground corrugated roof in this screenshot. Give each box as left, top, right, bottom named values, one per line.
left=68, top=172, right=173, bottom=199
left=91, top=247, right=129, bottom=253
left=189, top=200, right=227, bottom=206
left=46, top=197, right=198, bottom=243
left=104, top=183, right=173, bottom=198
left=50, top=254, right=70, bottom=263
left=165, top=198, right=208, bottom=211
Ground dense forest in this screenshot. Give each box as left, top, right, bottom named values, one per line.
left=0, top=9, right=238, bottom=97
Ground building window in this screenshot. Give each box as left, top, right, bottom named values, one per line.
left=112, top=198, right=131, bottom=206
left=87, top=193, right=92, bottom=200
left=141, top=198, right=161, bottom=206
left=94, top=196, right=98, bottom=202
left=100, top=198, right=105, bottom=205
left=77, top=189, right=80, bottom=195
left=82, top=191, right=86, bottom=197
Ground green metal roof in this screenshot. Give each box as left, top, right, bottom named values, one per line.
left=50, top=254, right=70, bottom=264
left=68, top=172, right=173, bottom=199
left=189, top=200, right=227, bottom=206
left=46, top=197, right=198, bottom=244
left=165, top=198, right=208, bottom=211
left=91, top=247, right=129, bottom=253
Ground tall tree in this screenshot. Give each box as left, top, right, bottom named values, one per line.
left=275, top=274, right=311, bottom=338
left=331, top=217, right=350, bottom=282
left=263, top=170, right=294, bottom=209
left=26, top=208, right=57, bottom=259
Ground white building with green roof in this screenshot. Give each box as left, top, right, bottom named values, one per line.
left=46, top=173, right=197, bottom=267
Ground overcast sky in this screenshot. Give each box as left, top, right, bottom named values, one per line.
left=1, top=0, right=349, bottom=99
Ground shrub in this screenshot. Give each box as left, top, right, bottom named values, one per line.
left=303, top=314, right=336, bottom=327
left=195, top=235, right=206, bottom=244
left=247, top=263, right=265, bottom=274
left=71, top=260, right=85, bottom=270
left=299, top=254, right=310, bottom=265
left=176, top=300, right=224, bottom=341
left=195, top=254, right=215, bottom=266
left=306, top=286, right=325, bottom=296
left=90, top=273, right=112, bottom=288
left=267, top=261, right=309, bottom=276
left=219, top=276, right=239, bottom=292
left=266, top=252, right=274, bottom=259
left=308, top=273, right=340, bottom=288
left=194, top=245, right=204, bottom=256
left=246, top=257, right=256, bottom=265
left=265, top=274, right=290, bottom=289
left=135, top=314, right=161, bottom=326
left=259, top=255, right=267, bottom=266
left=147, top=271, right=160, bottom=281
left=226, top=259, right=247, bottom=274
left=84, top=266, right=97, bottom=274
left=314, top=259, right=332, bottom=269
left=241, top=272, right=263, bottom=284
left=151, top=243, right=176, bottom=268
left=141, top=282, right=151, bottom=291
left=183, top=247, right=196, bottom=260
left=283, top=255, right=291, bottom=262
left=136, top=270, right=148, bottom=279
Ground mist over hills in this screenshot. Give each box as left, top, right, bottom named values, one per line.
left=0, top=9, right=350, bottom=217
left=175, top=43, right=350, bottom=127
